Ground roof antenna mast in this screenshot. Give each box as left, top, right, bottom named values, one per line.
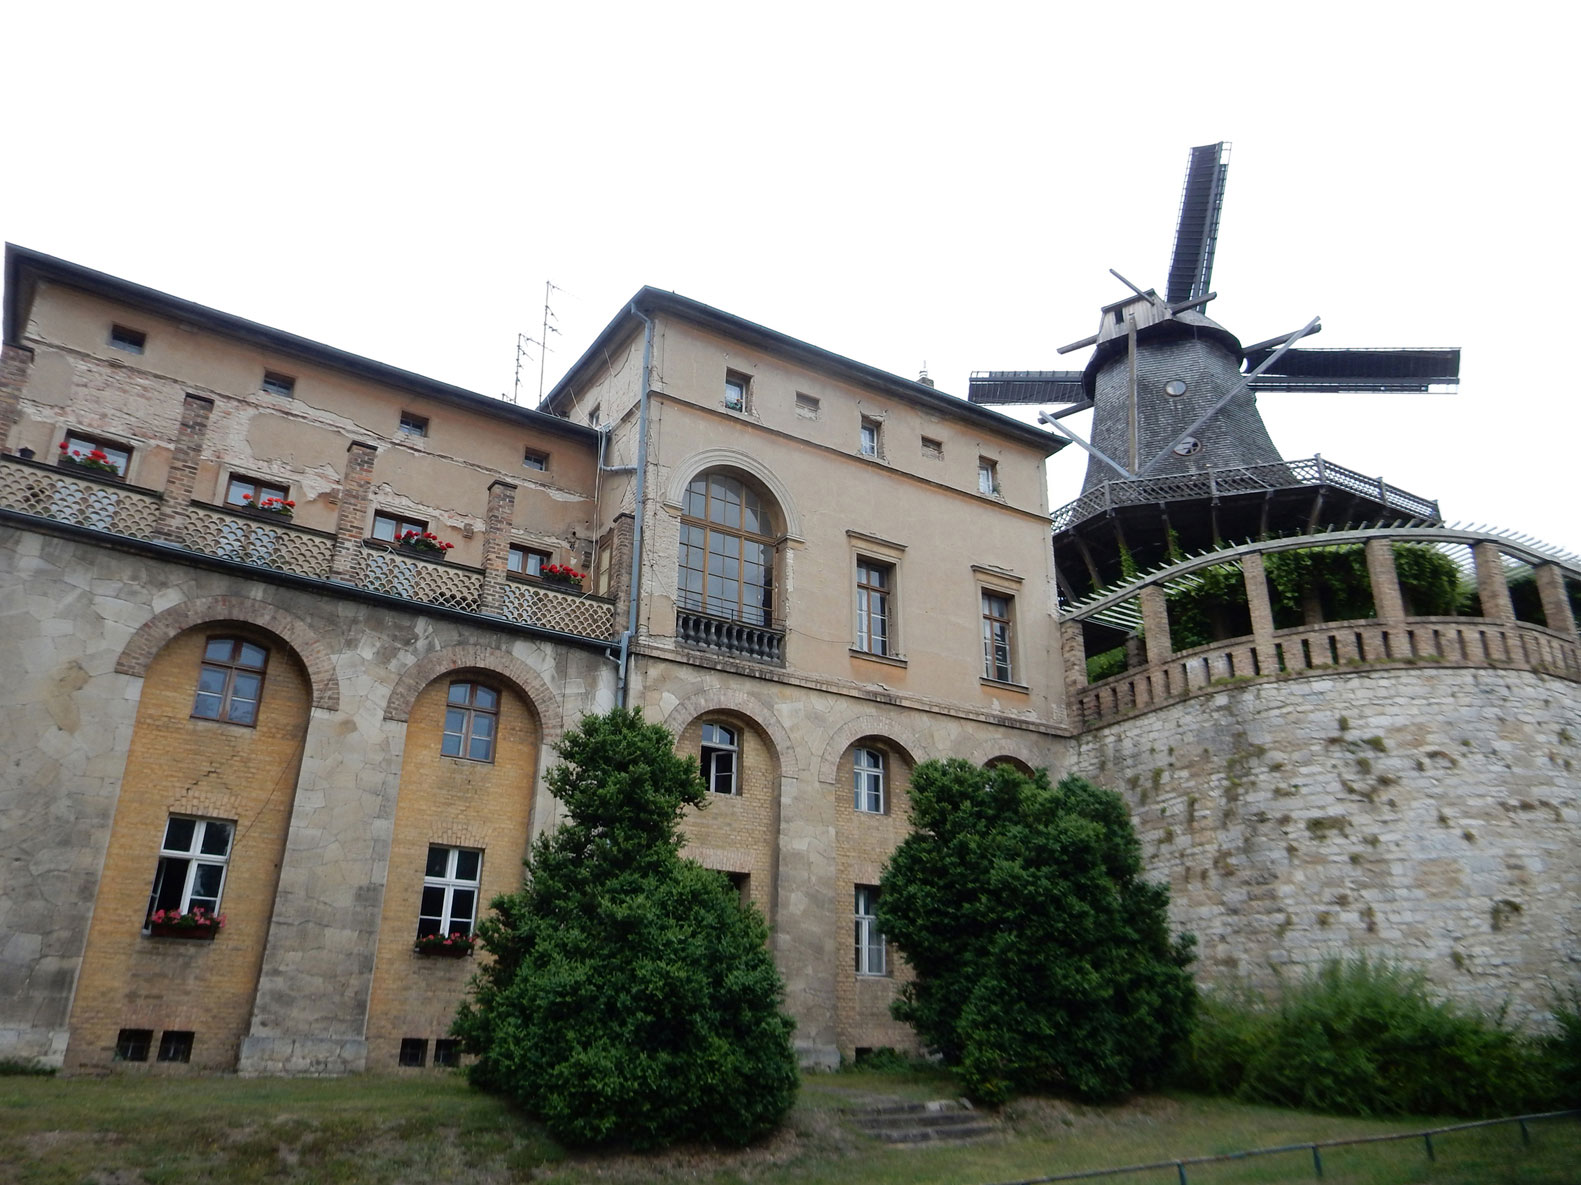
left=510, top=281, right=562, bottom=405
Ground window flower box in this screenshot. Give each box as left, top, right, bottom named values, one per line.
left=239, top=494, right=295, bottom=518
left=56, top=444, right=125, bottom=481
left=414, top=931, right=475, bottom=957
left=396, top=530, right=456, bottom=558
left=539, top=563, right=586, bottom=591
left=146, top=907, right=224, bottom=939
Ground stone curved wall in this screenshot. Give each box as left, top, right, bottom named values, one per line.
left=1072, top=666, right=1581, bottom=1025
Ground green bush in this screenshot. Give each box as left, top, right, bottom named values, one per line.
left=1181, top=960, right=1558, bottom=1117
left=1086, top=645, right=1128, bottom=683
left=453, top=708, right=798, bottom=1149
left=1549, top=986, right=1581, bottom=1107
left=879, top=762, right=1196, bottom=1104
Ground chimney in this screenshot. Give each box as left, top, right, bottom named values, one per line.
left=918, top=368, right=935, bottom=388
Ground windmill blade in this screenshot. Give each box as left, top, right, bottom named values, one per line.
left=968, top=370, right=1087, bottom=405
left=1164, top=142, right=1231, bottom=304
left=1246, top=347, right=1460, bottom=393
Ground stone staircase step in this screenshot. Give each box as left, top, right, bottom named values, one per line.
left=846, top=1097, right=997, bottom=1144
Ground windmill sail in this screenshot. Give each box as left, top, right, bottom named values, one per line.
left=1165, top=143, right=1230, bottom=304
left=1245, top=347, right=1460, bottom=393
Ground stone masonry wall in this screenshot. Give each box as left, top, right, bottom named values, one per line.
left=1071, top=667, right=1581, bottom=1025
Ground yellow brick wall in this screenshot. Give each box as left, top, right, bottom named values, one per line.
left=363, top=675, right=539, bottom=1069
left=675, top=714, right=779, bottom=917
left=834, top=739, right=920, bottom=1055
left=66, top=627, right=312, bottom=1072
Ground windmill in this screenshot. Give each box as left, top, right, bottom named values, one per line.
left=971, top=143, right=1460, bottom=600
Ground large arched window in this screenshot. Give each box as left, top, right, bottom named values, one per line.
left=677, top=472, right=775, bottom=625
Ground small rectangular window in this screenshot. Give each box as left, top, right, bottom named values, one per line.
left=921, top=436, right=944, bottom=461
left=701, top=721, right=740, bottom=795
left=982, top=591, right=1015, bottom=683
left=860, top=417, right=882, bottom=458
left=398, top=411, right=429, bottom=437
left=588, top=403, right=602, bottom=427
left=854, top=747, right=885, bottom=814
left=442, top=682, right=498, bottom=763
left=115, top=1028, right=153, bottom=1062
left=855, top=886, right=886, bottom=975
left=109, top=325, right=146, bottom=354
left=419, top=845, right=482, bottom=940
left=192, top=636, right=268, bottom=725
left=508, top=545, right=552, bottom=577
left=156, top=1031, right=194, bottom=1063
left=372, top=511, right=428, bottom=542
left=522, top=449, right=549, bottom=471
left=225, top=474, right=291, bottom=512
left=433, top=1039, right=462, bottom=1068
left=978, top=457, right=999, bottom=495
left=724, top=371, right=749, bottom=412
left=399, top=1038, right=428, bottom=1068
left=60, top=432, right=132, bottom=477
left=261, top=371, right=295, bottom=398
left=795, top=393, right=820, bottom=419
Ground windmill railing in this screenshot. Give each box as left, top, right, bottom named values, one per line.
left=1050, top=455, right=1440, bottom=533
left=1064, top=526, right=1581, bottom=728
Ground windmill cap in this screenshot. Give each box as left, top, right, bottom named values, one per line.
left=1081, top=308, right=1244, bottom=399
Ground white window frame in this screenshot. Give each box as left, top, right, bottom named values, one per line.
left=146, top=816, right=233, bottom=924
left=860, top=417, right=882, bottom=458
left=701, top=721, right=739, bottom=795
left=855, top=885, right=886, bottom=975
left=419, top=845, right=482, bottom=939
left=853, top=747, right=885, bottom=814
left=978, top=457, right=999, bottom=495
left=724, top=371, right=749, bottom=412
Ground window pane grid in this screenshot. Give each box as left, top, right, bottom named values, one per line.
left=677, top=475, right=774, bottom=626
left=418, top=845, right=482, bottom=938
left=440, top=682, right=498, bottom=762
left=853, top=747, right=885, bottom=813
left=192, top=636, right=268, bottom=726
left=701, top=722, right=739, bottom=795
left=856, top=562, right=890, bottom=655
left=147, top=817, right=232, bottom=923
left=982, top=593, right=1014, bottom=682
left=855, top=886, right=885, bottom=975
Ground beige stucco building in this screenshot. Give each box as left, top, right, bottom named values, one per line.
left=2, top=245, right=1578, bottom=1075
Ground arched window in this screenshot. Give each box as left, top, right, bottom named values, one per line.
left=442, top=681, right=498, bottom=761
left=677, top=473, right=775, bottom=625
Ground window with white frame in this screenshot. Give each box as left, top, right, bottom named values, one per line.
left=855, top=561, right=891, bottom=656
left=419, top=845, right=481, bottom=939
left=724, top=371, right=749, bottom=412
left=442, top=682, right=498, bottom=761
left=701, top=721, right=739, bottom=795
left=982, top=591, right=1015, bottom=682
left=860, top=417, right=882, bottom=458
left=853, top=747, right=885, bottom=814
left=854, top=885, right=885, bottom=975
left=192, top=637, right=268, bottom=725
left=146, top=816, right=233, bottom=924
left=977, top=457, right=999, bottom=495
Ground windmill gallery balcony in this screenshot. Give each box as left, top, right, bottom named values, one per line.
left=0, top=454, right=617, bottom=641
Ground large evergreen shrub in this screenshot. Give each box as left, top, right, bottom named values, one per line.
left=878, top=761, right=1196, bottom=1104
left=452, top=708, right=798, bottom=1148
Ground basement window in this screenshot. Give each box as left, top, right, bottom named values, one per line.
left=157, top=1031, right=194, bottom=1063
left=433, top=1039, right=462, bottom=1068
left=115, top=1028, right=153, bottom=1062
left=399, top=1038, right=428, bottom=1067
left=109, top=324, right=147, bottom=354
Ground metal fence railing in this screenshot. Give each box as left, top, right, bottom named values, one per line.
left=984, top=1109, right=1579, bottom=1185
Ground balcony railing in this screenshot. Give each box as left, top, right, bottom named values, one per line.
left=0, top=455, right=616, bottom=641
left=676, top=608, right=785, bottom=665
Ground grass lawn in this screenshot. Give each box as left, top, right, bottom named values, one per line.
left=3, top=1067, right=1576, bottom=1185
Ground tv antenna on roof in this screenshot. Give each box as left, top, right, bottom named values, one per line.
left=511, top=281, right=563, bottom=405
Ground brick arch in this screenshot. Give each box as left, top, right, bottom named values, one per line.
left=816, top=713, right=926, bottom=785
left=383, top=643, right=564, bottom=747
left=662, top=687, right=794, bottom=774
left=116, top=595, right=340, bottom=710
left=967, top=735, right=1056, bottom=776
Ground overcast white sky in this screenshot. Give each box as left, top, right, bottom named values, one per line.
left=5, top=4, right=1578, bottom=556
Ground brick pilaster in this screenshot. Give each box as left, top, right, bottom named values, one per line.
left=479, top=480, right=518, bottom=615
left=1473, top=541, right=1516, bottom=624
left=1242, top=551, right=1279, bottom=674
left=0, top=343, right=34, bottom=453
left=152, top=393, right=215, bottom=544
left=329, top=441, right=379, bottom=584
left=608, top=512, right=636, bottom=633
left=1138, top=584, right=1173, bottom=664
left=1534, top=563, right=1578, bottom=638
left=1058, top=618, right=1088, bottom=716
left=1365, top=537, right=1406, bottom=626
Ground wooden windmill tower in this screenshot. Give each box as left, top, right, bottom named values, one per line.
left=971, top=143, right=1461, bottom=601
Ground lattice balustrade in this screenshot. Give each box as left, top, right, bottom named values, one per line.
left=359, top=547, right=484, bottom=613
left=0, top=458, right=161, bottom=538
left=500, top=581, right=618, bottom=639
left=182, top=505, right=333, bottom=578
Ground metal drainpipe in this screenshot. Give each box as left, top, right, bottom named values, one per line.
left=617, top=302, right=654, bottom=708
